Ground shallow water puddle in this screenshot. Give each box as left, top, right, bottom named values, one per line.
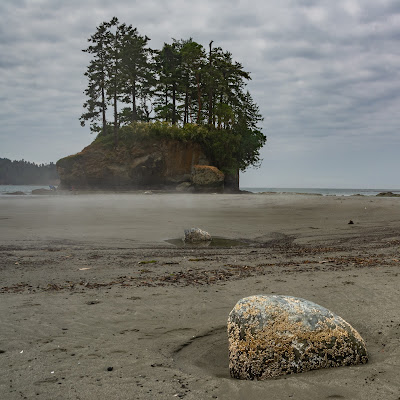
left=165, top=237, right=247, bottom=248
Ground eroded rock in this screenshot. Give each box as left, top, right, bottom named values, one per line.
left=228, top=295, right=368, bottom=380
left=376, top=191, right=400, bottom=197
left=56, top=138, right=210, bottom=190
left=191, top=165, right=224, bottom=190
left=183, top=228, right=212, bottom=243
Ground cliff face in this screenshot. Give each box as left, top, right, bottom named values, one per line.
left=56, top=138, right=213, bottom=190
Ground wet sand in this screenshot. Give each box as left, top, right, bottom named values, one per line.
left=0, top=193, right=399, bottom=399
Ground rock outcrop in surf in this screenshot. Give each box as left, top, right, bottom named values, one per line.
left=57, top=138, right=225, bottom=192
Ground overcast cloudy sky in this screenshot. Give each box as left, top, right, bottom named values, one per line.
left=1, top=0, right=399, bottom=188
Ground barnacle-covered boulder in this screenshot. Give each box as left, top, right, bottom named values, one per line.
left=183, top=228, right=212, bottom=243
left=228, top=295, right=368, bottom=380
left=191, top=165, right=224, bottom=191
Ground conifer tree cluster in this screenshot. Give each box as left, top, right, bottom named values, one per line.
left=0, top=158, right=58, bottom=185
left=80, top=17, right=266, bottom=173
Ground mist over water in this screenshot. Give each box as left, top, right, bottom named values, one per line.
left=0, top=192, right=239, bottom=248
left=1, top=190, right=400, bottom=253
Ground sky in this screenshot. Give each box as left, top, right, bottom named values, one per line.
left=1, top=0, right=399, bottom=188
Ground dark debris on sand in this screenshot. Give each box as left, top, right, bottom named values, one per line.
left=1, top=232, right=399, bottom=294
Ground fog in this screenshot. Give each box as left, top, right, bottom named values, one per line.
left=1, top=192, right=390, bottom=250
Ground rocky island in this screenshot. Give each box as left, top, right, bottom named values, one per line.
left=57, top=19, right=266, bottom=193
left=56, top=123, right=234, bottom=192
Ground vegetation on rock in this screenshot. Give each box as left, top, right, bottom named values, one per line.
left=80, top=17, right=266, bottom=178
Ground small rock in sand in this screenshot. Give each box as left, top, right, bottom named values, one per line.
left=183, top=228, right=212, bottom=243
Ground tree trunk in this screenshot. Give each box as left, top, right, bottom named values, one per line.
left=131, top=82, right=137, bottom=122
left=172, top=82, right=176, bottom=125
left=100, top=54, right=107, bottom=136
left=208, top=89, right=213, bottom=125
left=165, top=86, right=168, bottom=122
left=100, top=43, right=107, bottom=136
left=113, top=62, right=118, bottom=146
left=101, top=84, right=106, bottom=136
left=208, top=41, right=213, bottom=125
left=113, top=88, right=118, bottom=147
left=184, top=88, right=188, bottom=125
left=224, top=169, right=240, bottom=192
left=212, top=93, right=216, bottom=127
left=218, top=93, right=223, bottom=129
left=196, top=72, right=202, bottom=123
left=113, top=30, right=119, bottom=146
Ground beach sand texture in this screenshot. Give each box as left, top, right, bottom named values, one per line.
left=0, top=193, right=399, bottom=399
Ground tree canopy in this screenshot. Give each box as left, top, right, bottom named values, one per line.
left=80, top=17, right=266, bottom=174
left=0, top=158, right=58, bottom=185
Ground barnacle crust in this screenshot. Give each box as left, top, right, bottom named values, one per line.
left=228, top=295, right=368, bottom=380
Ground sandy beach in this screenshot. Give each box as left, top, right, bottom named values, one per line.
left=0, top=193, right=399, bottom=400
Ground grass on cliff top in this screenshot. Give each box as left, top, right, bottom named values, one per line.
left=92, top=122, right=241, bottom=173
left=59, top=122, right=252, bottom=175
left=94, top=121, right=210, bottom=148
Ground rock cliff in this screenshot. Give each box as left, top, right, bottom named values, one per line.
left=56, top=138, right=225, bottom=191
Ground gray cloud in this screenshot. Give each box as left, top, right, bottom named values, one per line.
left=1, top=0, right=399, bottom=188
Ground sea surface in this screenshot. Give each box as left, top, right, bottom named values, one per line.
left=0, top=185, right=50, bottom=195
left=241, top=187, right=400, bottom=196
left=0, top=185, right=399, bottom=197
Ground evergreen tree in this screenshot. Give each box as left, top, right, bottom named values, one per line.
left=154, top=42, right=183, bottom=124
left=80, top=20, right=266, bottom=180
left=233, top=91, right=265, bottom=170
left=103, top=17, right=125, bottom=146
left=119, top=28, right=153, bottom=124
left=0, top=158, right=58, bottom=184
left=211, top=48, right=250, bottom=129
left=179, top=39, right=206, bottom=124
left=80, top=21, right=110, bottom=135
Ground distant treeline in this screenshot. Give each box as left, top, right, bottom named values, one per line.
left=0, top=158, right=59, bottom=185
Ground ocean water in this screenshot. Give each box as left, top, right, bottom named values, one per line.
left=0, top=185, right=399, bottom=197
left=241, top=187, right=400, bottom=196
left=0, top=185, right=51, bottom=195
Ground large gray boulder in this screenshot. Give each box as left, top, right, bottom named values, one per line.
left=228, top=295, right=368, bottom=380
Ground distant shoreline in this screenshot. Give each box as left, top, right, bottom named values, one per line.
left=1, top=184, right=400, bottom=197
left=242, top=187, right=400, bottom=196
